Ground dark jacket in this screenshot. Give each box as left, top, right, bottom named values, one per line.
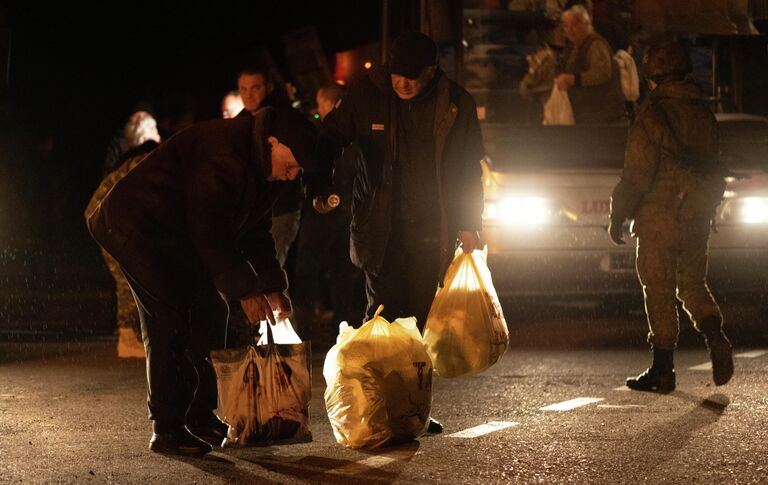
left=86, top=109, right=287, bottom=302
left=238, top=90, right=305, bottom=216
left=611, top=80, right=725, bottom=247
left=318, top=67, right=485, bottom=280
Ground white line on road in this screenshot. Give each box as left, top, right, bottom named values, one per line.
left=689, top=362, right=712, bottom=371
left=613, top=385, right=630, bottom=391
left=736, top=350, right=768, bottom=358
left=540, top=397, right=604, bottom=411
left=597, top=404, right=646, bottom=409
left=447, top=421, right=519, bottom=438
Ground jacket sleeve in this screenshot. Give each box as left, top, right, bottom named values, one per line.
left=454, top=95, right=486, bottom=232
left=610, top=108, right=662, bottom=222
left=315, top=88, right=359, bottom=197
left=238, top=207, right=288, bottom=295
left=184, top=152, right=270, bottom=301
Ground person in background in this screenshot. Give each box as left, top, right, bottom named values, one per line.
left=316, top=31, right=485, bottom=433
left=553, top=5, right=625, bottom=124
left=87, top=111, right=161, bottom=358
left=609, top=40, right=734, bottom=393
left=221, top=90, right=244, bottom=119
left=238, top=67, right=304, bottom=268
left=291, top=83, right=366, bottom=339
left=86, top=107, right=318, bottom=456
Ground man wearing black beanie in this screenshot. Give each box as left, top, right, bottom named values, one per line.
left=317, top=31, right=485, bottom=433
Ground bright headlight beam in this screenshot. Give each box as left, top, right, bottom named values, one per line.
left=499, top=197, right=549, bottom=225
left=739, top=197, right=768, bottom=224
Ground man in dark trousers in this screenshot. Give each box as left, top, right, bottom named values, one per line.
left=86, top=107, right=318, bottom=456
left=609, top=40, right=734, bottom=393
left=316, top=31, right=485, bottom=432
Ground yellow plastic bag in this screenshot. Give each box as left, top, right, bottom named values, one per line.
left=323, top=305, right=433, bottom=449
left=211, top=319, right=312, bottom=447
left=423, top=246, right=509, bottom=378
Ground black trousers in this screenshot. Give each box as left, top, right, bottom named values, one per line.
left=122, top=256, right=227, bottom=432
left=293, top=206, right=366, bottom=330
left=364, top=222, right=441, bottom=331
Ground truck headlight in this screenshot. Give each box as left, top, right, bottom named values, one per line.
left=484, top=197, right=551, bottom=226
left=722, top=197, right=768, bottom=224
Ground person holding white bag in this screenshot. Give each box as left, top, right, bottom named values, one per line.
left=551, top=5, right=625, bottom=124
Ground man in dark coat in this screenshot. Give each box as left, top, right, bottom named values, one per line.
left=316, top=31, right=485, bottom=432
left=86, top=107, right=317, bottom=456
left=609, top=40, right=733, bottom=393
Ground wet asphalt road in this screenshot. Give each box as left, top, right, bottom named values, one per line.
left=1, top=304, right=767, bottom=484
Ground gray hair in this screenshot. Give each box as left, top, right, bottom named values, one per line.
left=124, top=111, right=160, bottom=148
left=563, top=5, right=593, bottom=31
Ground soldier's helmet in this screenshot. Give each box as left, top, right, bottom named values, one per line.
left=642, top=40, right=692, bottom=83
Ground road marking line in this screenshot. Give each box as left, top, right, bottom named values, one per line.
left=447, top=421, right=519, bottom=438
left=613, top=385, right=630, bottom=391
left=597, top=404, right=646, bottom=409
left=540, top=397, right=604, bottom=411
left=689, top=362, right=712, bottom=371
left=736, top=350, right=768, bottom=358
left=332, top=449, right=421, bottom=474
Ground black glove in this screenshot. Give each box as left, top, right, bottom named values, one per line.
left=607, top=218, right=626, bottom=246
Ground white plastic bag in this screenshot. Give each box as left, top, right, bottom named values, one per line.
left=211, top=319, right=312, bottom=447
left=614, top=49, right=640, bottom=102
left=543, top=85, right=575, bottom=125
left=423, top=247, right=509, bottom=378
left=323, top=305, right=433, bottom=449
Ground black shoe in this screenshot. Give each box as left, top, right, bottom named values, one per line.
left=186, top=415, right=229, bottom=446
left=706, top=332, right=734, bottom=386
left=626, top=367, right=676, bottom=393
left=149, top=427, right=212, bottom=456
left=426, top=417, right=444, bottom=434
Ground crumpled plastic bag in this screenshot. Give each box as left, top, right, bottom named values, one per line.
left=211, top=318, right=312, bottom=447
left=543, top=84, right=575, bottom=125
left=423, top=246, right=509, bottom=378
left=323, top=305, right=433, bottom=449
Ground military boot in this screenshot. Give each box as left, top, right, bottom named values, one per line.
left=700, top=315, right=734, bottom=386
left=626, top=348, right=676, bottom=393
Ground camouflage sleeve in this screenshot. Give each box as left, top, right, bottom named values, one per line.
left=580, top=40, right=613, bottom=87
left=610, top=110, right=662, bottom=222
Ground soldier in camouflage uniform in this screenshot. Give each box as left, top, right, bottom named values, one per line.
left=608, top=40, right=734, bottom=392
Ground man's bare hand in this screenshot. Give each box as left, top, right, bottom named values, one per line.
left=240, top=294, right=275, bottom=325
left=458, top=230, right=480, bottom=253
left=554, top=73, right=575, bottom=91
left=265, top=291, right=292, bottom=321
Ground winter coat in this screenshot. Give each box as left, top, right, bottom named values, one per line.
left=562, top=32, right=626, bottom=124
left=610, top=80, right=726, bottom=247
left=317, top=67, right=485, bottom=281
left=86, top=108, right=287, bottom=302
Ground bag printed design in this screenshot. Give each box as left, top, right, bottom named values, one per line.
left=211, top=319, right=312, bottom=446
left=423, top=247, right=509, bottom=378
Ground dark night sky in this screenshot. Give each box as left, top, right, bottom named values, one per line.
left=4, top=0, right=380, bottom=173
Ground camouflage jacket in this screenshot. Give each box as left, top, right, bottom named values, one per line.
left=610, top=80, right=726, bottom=242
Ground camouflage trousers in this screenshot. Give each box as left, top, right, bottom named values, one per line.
left=635, top=229, right=722, bottom=350
left=101, top=248, right=142, bottom=337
